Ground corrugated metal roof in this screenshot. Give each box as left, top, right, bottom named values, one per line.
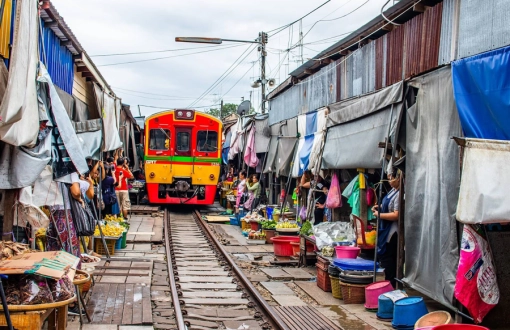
left=458, top=0, right=510, bottom=60
left=386, top=25, right=404, bottom=86
left=438, top=0, right=458, bottom=65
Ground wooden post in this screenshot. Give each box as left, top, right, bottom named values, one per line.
left=2, top=190, right=17, bottom=240
left=396, top=174, right=405, bottom=289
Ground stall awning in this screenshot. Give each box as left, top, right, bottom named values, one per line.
left=254, top=114, right=270, bottom=153
left=263, top=124, right=280, bottom=173
left=455, top=138, right=510, bottom=224
left=276, top=137, right=297, bottom=177
left=322, top=95, right=402, bottom=170
left=327, top=81, right=402, bottom=128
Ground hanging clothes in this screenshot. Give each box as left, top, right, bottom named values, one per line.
left=343, top=175, right=375, bottom=221
left=243, top=127, right=258, bottom=168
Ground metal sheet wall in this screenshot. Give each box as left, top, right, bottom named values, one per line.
left=0, top=0, right=13, bottom=59
left=386, top=25, right=404, bottom=86
left=268, top=62, right=336, bottom=125
left=39, top=21, right=74, bottom=94
left=438, top=0, right=458, bottom=65
left=403, top=2, right=443, bottom=78
left=458, top=0, right=510, bottom=60
left=375, top=34, right=388, bottom=90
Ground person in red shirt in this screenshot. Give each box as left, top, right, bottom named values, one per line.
left=115, top=157, right=134, bottom=218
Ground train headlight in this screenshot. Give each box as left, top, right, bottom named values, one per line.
left=209, top=174, right=215, bottom=180
left=150, top=172, right=155, bottom=178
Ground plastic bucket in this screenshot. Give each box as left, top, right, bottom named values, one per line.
left=270, top=236, right=300, bottom=256
left=376, top=294, right=394, bottom=320
left=432, top=326, right=489, bottom=330
left=121, top=231, right=127, bottom=249
left=392, top=297, right=428, bottom=328
left=335, top=246, right=361, bottom=259
left=415, top=311, right=452, bottom=328
left=115, top=237, right=123, bottom=250
left=290, top=242, right=300, bottom=256
left=364, top=281, right=393, bottom=309
left=250, top=221, right=259, bottom=231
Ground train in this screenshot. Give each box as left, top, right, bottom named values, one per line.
left=143, top=109, right=222, bottom=205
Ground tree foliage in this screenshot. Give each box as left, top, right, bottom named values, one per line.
left=205, top=103, right=255, bottom=119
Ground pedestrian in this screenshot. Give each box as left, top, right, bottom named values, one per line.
left=371, top=170, right=401, bottom=288
left=235, top=170, right=247, bottom=213
left=244, top=174, right=261, bottom=211
left=102, top=163, right=117, bottom=216
left=300, top=173, right=329, bottom=225
left=115, top=157, right=134, bottom=219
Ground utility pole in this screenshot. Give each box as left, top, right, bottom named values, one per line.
left=220, top=99, right=224, bottom=120
left=259, top=31, right=268, bottom=114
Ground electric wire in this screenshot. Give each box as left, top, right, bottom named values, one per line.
left=91, top=43, right=237, bottom=57
left=220, top=57, right=259, bottom=100
left=113, top=86, right=239, bottom=100
left=188, top=44, right=257, bottom=108
left=381, top=0, right=402, bottom=25
left=97, top=44, right=244, bottom=66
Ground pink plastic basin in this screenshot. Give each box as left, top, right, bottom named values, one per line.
left=335, top=246, right=360, bottom=259
left=364, top=280, right=394, bottom=309
left=433, top=326, right=489, bottom=330
left=271, top=236, right=300, bottom=256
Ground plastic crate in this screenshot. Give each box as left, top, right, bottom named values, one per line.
left=329, top=275, right=342, bottom=299
left=241, top=220, right=250, bottom=231
left=94, top=238, right=116, bottom=256
left=317, top=255, right=331, bottom=269
left=316, top=263, right=332, bottom=292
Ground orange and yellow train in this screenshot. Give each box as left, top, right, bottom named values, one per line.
left=143, top=109, right=222, bottom=205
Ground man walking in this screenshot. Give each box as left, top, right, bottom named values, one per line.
left=115, top=157, right=134, bottom=219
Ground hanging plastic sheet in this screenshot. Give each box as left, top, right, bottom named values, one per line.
left=276, top=137, right=297, bottom=177
left=254, top=114, right=270, bottom=153
left=38, top=63, right=88, bottom=178
left=452, top=46, right=510, bottom=140
left=94, top=84, right=122, bottom=152
left=0, top=0, right=39, bottom=147
left=403, top=66, right=461, bottom=309
left=455, top=138, right=510, bottom=224
left=0, top=61, right=8, bottom=101
left=32, top=165, right=64, bottom=206
left=263, top=124, right=280, bottom=173
left=228, top=119, right=241, bottom=160
left=55, top=86, right=75, bottom=119
left=244, top=126, right=258, bottom=168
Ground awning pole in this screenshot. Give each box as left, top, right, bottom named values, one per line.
left=373, top=104, right=394, bottom=282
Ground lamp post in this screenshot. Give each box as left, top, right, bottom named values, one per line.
left=175, top=32, right=268, bottom=114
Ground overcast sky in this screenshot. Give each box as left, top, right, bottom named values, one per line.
left=52, top=0, right=393, bottom=116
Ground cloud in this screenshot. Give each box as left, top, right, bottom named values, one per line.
left=52, top=0, right=389, bottom=116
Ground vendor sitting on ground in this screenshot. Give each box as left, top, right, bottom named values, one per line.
left=371, top=170, right=401, bottom=288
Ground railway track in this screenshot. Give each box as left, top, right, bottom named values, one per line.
left=164, top=208, right=289, bottom=330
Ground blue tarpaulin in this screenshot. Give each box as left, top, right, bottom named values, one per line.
left=452, top=46, right=510, bottom=140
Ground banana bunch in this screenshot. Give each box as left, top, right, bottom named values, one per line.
left=276, top=221, right=299, bottom=229
left=104, top=214, right=123, bottom=222
left=94, top=224, right=124, bottom=237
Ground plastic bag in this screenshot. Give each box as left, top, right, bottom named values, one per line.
left=312, top=222, right=355, bottom=250
left=454, top=225, right=499, bottom=323
left=326, top=173, right=341, bottom=209
left=20, top=275, right=54, bottom=305
left=299, top=206, right=307, bottom=221
left=48, top=276, right=74, bottom=302
left=4, top=278, right=21, bottom=305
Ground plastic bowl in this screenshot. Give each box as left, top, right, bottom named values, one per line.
left=432, top=325, right=489, bottom=330
left=392, top=297, right=428, bottom=328
left=335, top=246, right=361, bottom=259
left=270, top=236, right=300, bottom=256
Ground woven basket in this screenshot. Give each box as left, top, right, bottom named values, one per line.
left=329, top=276, right=342, bottom=299
left=339, top=281, right=367, bottom=304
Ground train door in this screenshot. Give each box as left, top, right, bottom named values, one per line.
left=174, top=127, right=192, bottom=157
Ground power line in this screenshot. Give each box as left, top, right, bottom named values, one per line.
left=91, top=44, right=233, bottom=57
left=113, top=87, right=239, bottom=100
left=220, top=57, right=259, bottom=99
left=97, top=44, right=244, bottom=67
left=267, top=0, right=332, bottom=37
left=188, top=44, right=257, bottom=108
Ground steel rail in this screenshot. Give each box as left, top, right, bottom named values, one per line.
left=163, top=210, right=187, bottom=330
left=192, top=210, right=290, bottom=330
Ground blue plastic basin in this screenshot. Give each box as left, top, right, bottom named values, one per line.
left=392, top=297, right=428, bottom=328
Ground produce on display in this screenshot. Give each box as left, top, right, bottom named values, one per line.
left=261, top=220, right=277, bottom=230
left=321, top=246, right=334, bottom=257
left=276, top=221, right=299, bottom=229
left=248, top=230, right=266, bottom=240
left=0, top=241, right=32, bottom=260
left=358, top=230, right=376, bottom=245
left=94, top=222, right=124, bottom=237
left=300, top=220, right=313, bottom=236
left=80, top=254, right=100, bottom=264
left=5, top=280, right=21, bottom=305
left=48, top=276, right=74, bottom=302
left=20, top=275, right=54, bottom=305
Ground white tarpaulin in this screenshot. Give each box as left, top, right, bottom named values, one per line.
left=16, top=187, right=50, bottom=229
left=456, top=138, right=510, bottom=224
left=94, top=84, right=122, bottom=151
left=0, top=0, right=39, bottom=147
left=32, top=165, right=64, bottom=206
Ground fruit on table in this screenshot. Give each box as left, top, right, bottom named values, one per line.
left=94, top=224, right=124, bottom=237
left=276, top=221, right=299, bottom=229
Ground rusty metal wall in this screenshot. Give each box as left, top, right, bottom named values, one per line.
left=0, top=0, right=13, bottom=59
left=404, top=2, right=443, bottom=78
left=375, top=34, right=388, bottom=90
left=458, top=0, right=510, bottom=60
left=268, top=62, right=336, bottom=125
left=386, top=25, right=404, bottom=86
left=438, top=0, right=458, bottom=65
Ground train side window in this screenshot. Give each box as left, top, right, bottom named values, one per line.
left=197, top=131, right=218, bottom=152
left=176, top=132, right=190, bottom=152
left=149, top=129, right=170, bottom=150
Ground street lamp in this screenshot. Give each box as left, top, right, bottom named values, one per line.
left=175, top=33, right=268, bottom=114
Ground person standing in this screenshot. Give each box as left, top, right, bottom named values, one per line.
left=244, top=174, right=261, bottom=211
left=115, top=157, right=134, bottom=219
left=102, top=165, right=117, bottom=216
left=371, top=171, right=401, bottom=288
left=235, top=170, right=247, bottom=213
left=301, top=174, right=329, bottom=225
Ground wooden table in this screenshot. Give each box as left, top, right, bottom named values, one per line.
left=0, top=296, right=75, bottom=330
left=298, top=235, right=317, bottom=267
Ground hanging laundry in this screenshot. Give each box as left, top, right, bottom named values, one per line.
left=244, top=126, right=258, bottom=168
